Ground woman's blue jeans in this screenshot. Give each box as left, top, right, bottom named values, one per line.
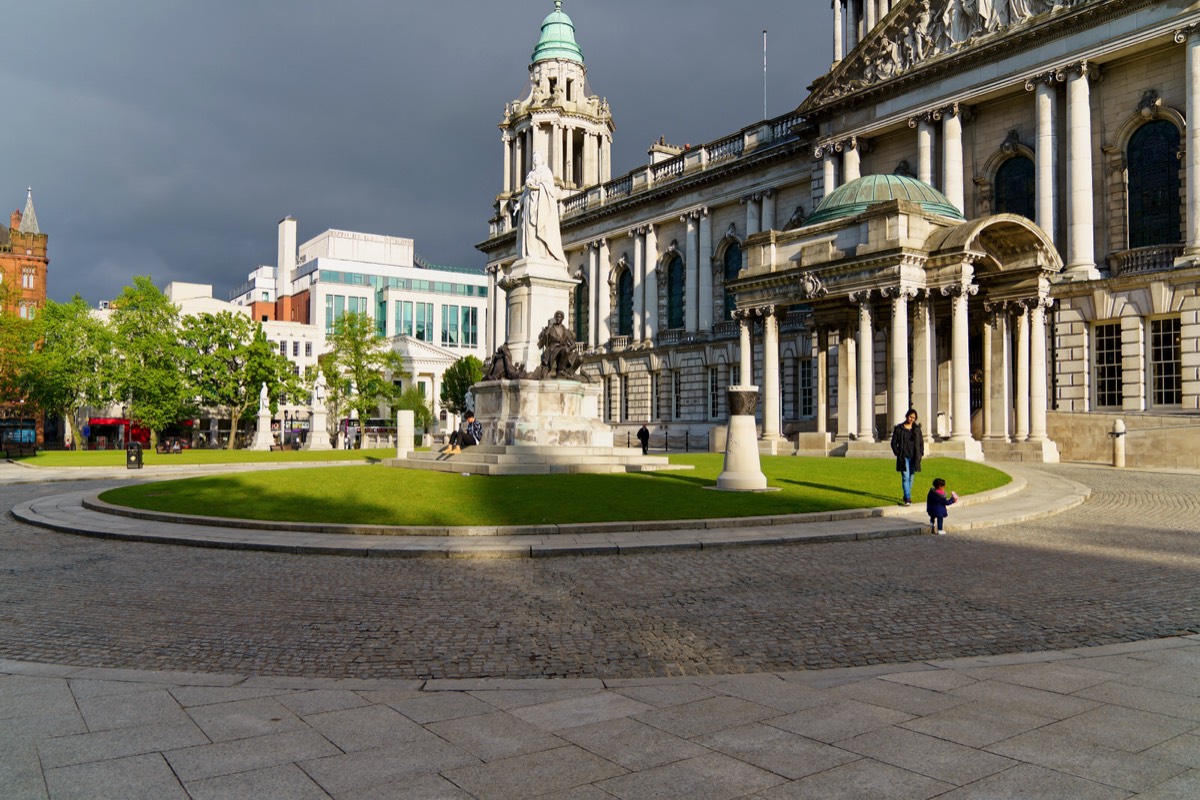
left=900, top=458, right=914, bottom=502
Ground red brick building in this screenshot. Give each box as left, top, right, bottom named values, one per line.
left=1, top=189, right=49, bottom=445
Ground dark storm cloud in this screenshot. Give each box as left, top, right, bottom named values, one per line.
left=1, top=1, right=831, bottom=303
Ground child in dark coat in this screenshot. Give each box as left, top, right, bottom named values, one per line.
left=926, top=477, right=958, bottom=535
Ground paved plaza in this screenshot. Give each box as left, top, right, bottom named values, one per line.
left=0, top=462, right=1198, bottom=798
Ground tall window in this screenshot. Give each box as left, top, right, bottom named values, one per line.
left=605, top=377, right=614, bottom=421
left=994, top=156, right=1035, bottom=220
left=397, top=301, right=414, bottom=337
left=1129, top=121, right=1182, bottom=248
left=461, top=307, right=478, bottom=348
left=722, top=243, right=742, bottom=321
left=652, top=372, right=662, bottom=420
left=1093, top=323, right=1123, bottom=409
left=441, top=305, right=460, bottom=347
left=573, top=281, right=589, bottom=346
left=666, top=255, right=685, bottom=330
left=673, top=371, right=683, bottom=420
left=414, top=302, right=433, bottom=342
left=800, top=358, right=816, bottom=418
left=617, top=270, right=634, bottom=337
left=620, top=375, right=629, bottom=421
left=1149, top=317, right=1182, bottom=406
left=708, top=367, right=720, bottom=419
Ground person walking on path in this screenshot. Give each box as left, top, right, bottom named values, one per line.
left=926, top=477, right=958, bottom=534
left=637, top=423, right=650, bottom=455
left=890, top=408, right=924, bottom=506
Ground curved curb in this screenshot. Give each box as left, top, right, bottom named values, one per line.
left=3, top=464, right=1088, bottom=559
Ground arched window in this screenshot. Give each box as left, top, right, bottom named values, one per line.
left=573, top=280, right=589, bottom=346
left=994, top=156, right=1035, bottom=220
left=666, top=255, right=684, bottom=330
left=1128, top=120, right=1182, bottom=248
left=722, top=243, right=742, bottom=321
left=617, top=269, right=633, bottom=337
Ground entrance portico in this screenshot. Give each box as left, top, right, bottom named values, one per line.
left=733, top=174, right=1062, bottom=463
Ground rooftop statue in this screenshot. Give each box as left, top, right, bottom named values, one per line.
left=516, top=152, right=568, bottom=266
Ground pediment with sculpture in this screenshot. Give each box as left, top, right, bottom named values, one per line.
left=802, top=0, right=1109, bottom=113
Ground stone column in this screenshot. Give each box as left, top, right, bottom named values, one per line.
left=486, top=265, right=498, bottom=353
left=1030, top=298, right=1049, bottom=442
left=816, top=327, right=829, bottom=434
left=1178, top=26, right=1200, bottom=256
left=981, top=309, right=993, bottom=441
left=586, top=244, right=599, bottom=348
left=865, top=0, right=877, bottom=31
left=684, top=213, right=699, bottom=332
left=1026, top=75, right=1059, bottom=245
left=597, top=239, right=612, bottom=346
left=838, top=322, right=858, bottom=441
left=761, top=189, right=776, bottom=231
left=941, top=104, right=966, bottom=212
left=948, top=283, right=973, bottom=442
left=698, top=209, right=713, bottom=331
left=550, top=122, right=561, bottom=181
left=1063, top=61, right=1100, bottom=279
left=888, top=288, right=910, bottom=426
left=843, top=139, right=861, bottom=183
left=502, top=134, right=512, bottom=195
left=745, top=195, right=762, bottom=236
left=910, top=114, right=935, bottom=185
left=821, top=148, right=839, bottom=196
left=564, top=126, right=575, bottom=187
left=631, top=228, right=644, bottom=342
left=762, top=307, right=782, bottom=440
left=988, top=304, right=1012, bottom=441
left=602, top=135, right=612, bottom=182
left=644, top=224, right=659, bottom=341
left=738, top=311, right=753, bottom=388
left=833, top=0, right=844, bottom=65
left=911, top=293, right=934, bottom=443
left=1014, top=301, right=1031, bottom=441
left=855, top=293, right=875, bottom=442
left=846, top=0, right=859, bottom=50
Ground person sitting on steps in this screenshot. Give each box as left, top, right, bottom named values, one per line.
left=441, top=412, right=483, bottom=455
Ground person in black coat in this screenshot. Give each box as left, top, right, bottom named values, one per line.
left=889, top=409, right=924, bottom=505
left=636, top=423, right=650, bottom=455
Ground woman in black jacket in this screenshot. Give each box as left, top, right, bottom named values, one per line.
left=890, top=409, right=924, bottom=506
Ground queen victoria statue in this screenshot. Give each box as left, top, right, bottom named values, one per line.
left=516, top=152, right=568, bottom=266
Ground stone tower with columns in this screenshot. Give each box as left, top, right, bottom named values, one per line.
left=493, top=1, right=614, bottom=229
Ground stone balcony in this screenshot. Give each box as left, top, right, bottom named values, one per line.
left=1107, top=244, right=1185, bottom=277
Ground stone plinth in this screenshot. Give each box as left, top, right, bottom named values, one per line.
left=395, top=410, right=414, bottom=458
left=499, top=257, right=580, bottom=372
left=472, top=378, right=613, bottom=448
left=715, top=386, right=771, bottom=492
left=303, top=410, right=331, bottom=451
left=250, top=410, right=275, bottom=451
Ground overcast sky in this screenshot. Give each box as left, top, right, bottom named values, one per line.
left=3, top=1, right=832, bottom=305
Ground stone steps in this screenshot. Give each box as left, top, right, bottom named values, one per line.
left=388, top=445, right=693, bottom=476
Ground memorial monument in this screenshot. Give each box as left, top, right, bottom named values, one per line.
left=250, top=382, right=276, bottom=451
left=303, top=372, right=332, bottom=451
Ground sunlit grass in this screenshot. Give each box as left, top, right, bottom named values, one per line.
left=98, top=454, right=1010, bottom=528
left=25, top=447, right=396, bottom=467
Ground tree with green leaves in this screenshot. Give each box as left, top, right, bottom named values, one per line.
left=322, top=311, right=408, bottom=447
left=109, top=276, right=194, bottom=448
left=396, top=386, right=434, bottom=433
left=180, top=311, right=303, bottom=449
left=18, top=295, right=115, bottom=448
left=439, top=355, right=483, bottom=416
left=0, top=281, right=36, bottom=411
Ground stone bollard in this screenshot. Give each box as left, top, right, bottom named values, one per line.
left=715, top=386, right=769, bottom=491
left=1111, top=418, right=1126, bottom=468
left=396, top=410, right=415, bottom=459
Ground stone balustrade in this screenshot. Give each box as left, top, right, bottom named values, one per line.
left=1107, top=244, right=1185, bottom=276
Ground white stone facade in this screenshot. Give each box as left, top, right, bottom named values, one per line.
left=480, top=1, right=1200, bottom=463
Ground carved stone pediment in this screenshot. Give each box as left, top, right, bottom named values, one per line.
left=803, top=0, right=1099, bottom=114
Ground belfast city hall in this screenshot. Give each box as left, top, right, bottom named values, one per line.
left=479, top=1, right=1200, bottom=469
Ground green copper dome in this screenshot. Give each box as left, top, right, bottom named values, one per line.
left=805, top=174, right=965, bottom=226
left=531, top=1, right=584, bottom=64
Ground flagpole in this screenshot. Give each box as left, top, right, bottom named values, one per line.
left=763, top=30, right=768, bottom=119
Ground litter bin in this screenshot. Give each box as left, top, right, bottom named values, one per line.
left=126, top=442, right=143, bottom=470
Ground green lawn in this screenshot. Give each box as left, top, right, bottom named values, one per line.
left=98, top=455, right=1010, bottom=528
left=24, top=448, right=396, bottom=468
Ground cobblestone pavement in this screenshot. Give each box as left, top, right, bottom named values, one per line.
left=0, top=465, right=1197, bottom=681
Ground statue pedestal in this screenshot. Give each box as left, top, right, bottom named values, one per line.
left=472, top=379, right=612, bottom=447
left=251, top=410, right=275, bottom=451
left=395, top=410, right=414, bottom=458
left=303, top=409, right=331, bottom=451
left=715, top=386, right=772, bottom=492
left=499, top=257, right=579, bottom=374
